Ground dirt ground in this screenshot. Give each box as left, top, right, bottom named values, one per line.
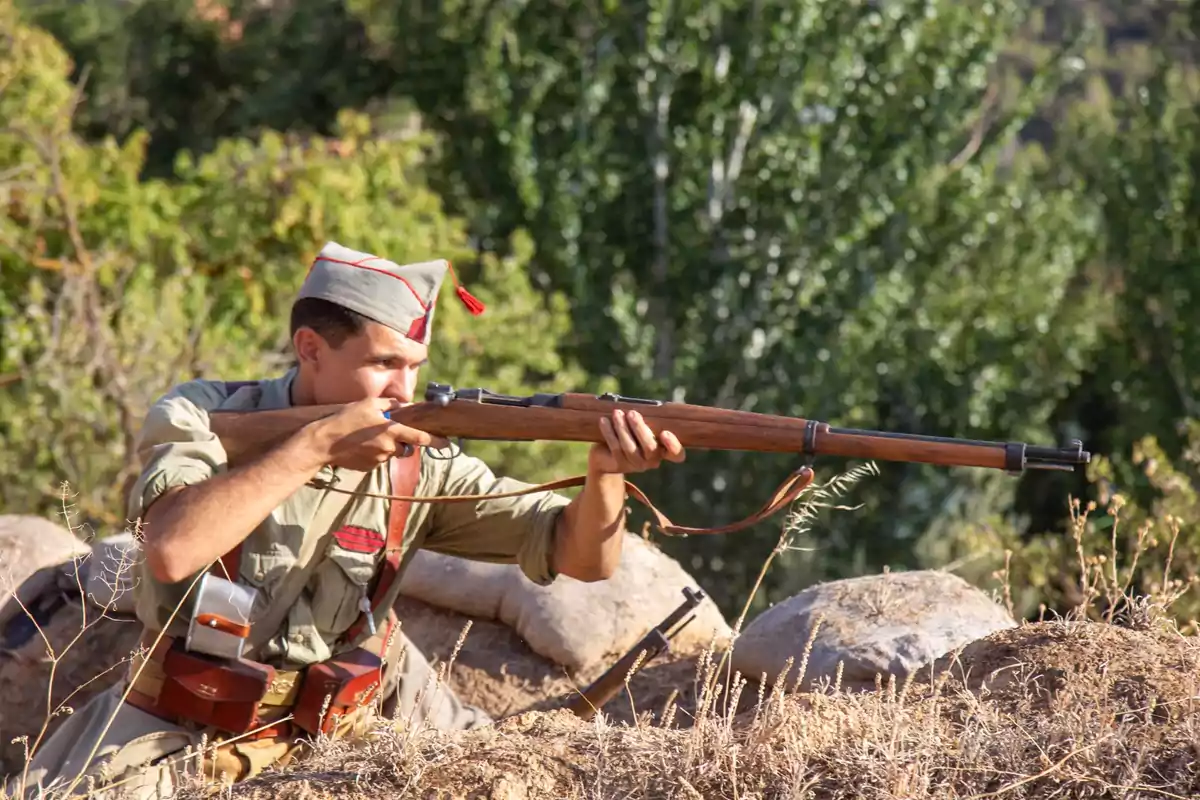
left=206, top=618, right=1200, bottom=800
left=0, top=593, right=725, bottom=780
left=931, top=618, right=1200, bottom=722
left=393, top=595, right=736, bottom=726
left=10, top=601, right=1200, bottom=799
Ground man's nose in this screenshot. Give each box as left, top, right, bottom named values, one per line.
left=384, top=386, right=413, bottom=404
left=384, top=374, right=416, bottom=404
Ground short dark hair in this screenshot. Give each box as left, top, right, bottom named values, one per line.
left=289, top=297, right=370, bottom=348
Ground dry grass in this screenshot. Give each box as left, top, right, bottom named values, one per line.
left=5, top=480, right=1200, bottom=800
left=168, top=616, right=1200, bottom=800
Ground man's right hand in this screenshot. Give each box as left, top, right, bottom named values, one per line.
left=303, top=397, right=449, bottom=471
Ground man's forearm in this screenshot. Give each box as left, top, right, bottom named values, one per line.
left=552, top=469, right=628, bottom=582
left=141, top=429, right=325, bottom=584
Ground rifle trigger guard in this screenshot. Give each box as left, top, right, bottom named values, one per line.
left=426, top=438, right=464, bottom=462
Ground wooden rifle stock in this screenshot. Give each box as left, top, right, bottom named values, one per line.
left=208, top=382, right=1091, bottom=536
left=565, top=587, right=704, bottom=721
left=212, top=381, right=1090, bottom=472
left=393, top=384, right=1091, bottom=473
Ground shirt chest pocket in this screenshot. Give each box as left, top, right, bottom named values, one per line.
left=309, top=526, right=385, bottom=636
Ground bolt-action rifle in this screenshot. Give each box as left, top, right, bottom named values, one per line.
left=565, top=587, right=705, bottom=721
left=208, top=382, right=1090, bottom=536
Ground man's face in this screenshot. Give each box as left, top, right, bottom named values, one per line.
left=295, top=319, right=429, bottom=406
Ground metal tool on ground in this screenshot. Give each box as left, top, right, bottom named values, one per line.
left=565, top=586, right=705, bottom=721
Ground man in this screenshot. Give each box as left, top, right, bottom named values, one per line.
left=9, top=242, right=685, bottom=799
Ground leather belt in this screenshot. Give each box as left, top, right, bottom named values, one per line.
left=124, top=622, right=394, bottom=740
left=124, top=631, right=299, bottom=739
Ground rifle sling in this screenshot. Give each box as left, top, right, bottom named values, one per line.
left=341, top=451, right=421, bottom=644
left=309, top=464, right=815, bottom=537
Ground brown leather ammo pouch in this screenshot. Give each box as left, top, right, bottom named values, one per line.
left=156, top=639, right=275, bottom=735
left=293, top=647, right=384, bottom=735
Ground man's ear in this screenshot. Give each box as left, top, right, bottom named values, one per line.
left=293, top=327, right=325, bottom=366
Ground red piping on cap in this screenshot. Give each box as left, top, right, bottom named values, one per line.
left=314, top=255, right=430, bottom=310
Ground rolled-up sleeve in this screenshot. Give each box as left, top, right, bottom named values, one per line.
left=126, top=381, right=231, bottom=522
left=421, top=454, right=571, bottom=586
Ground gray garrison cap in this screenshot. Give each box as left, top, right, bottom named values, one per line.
left=298, top=241, right=484, bottom=344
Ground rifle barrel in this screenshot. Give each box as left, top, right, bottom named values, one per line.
left=820, top=426, right=1089, bottom=472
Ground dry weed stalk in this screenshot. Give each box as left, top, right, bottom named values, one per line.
left=7, top=484, right=144, bottom=797
left=1065, top=493, right=1199, bottom=631
left=621, top=648, right=649, bottom=727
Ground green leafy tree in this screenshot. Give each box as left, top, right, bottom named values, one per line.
left=15, top=0, right=396, bottom=177
left=350, top=0, right=1110, bottom=611
left=21, top=0, right=1190, bottom=621
left=1063, top=22, right=1200, bottom=487
left=918, top=1, right=1200, bottom=623
left=0, top=3, right=595, bottom=530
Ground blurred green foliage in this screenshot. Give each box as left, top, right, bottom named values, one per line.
left=0, top=1, right=596, bottom=527
left=3, top=0, right=1199, bottom=623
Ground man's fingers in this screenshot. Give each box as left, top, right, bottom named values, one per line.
left=367, top=397, right=406, bottom=424
left=660, top=431, right=686, bottom=462
left=611, top=411, right=642, bottom=456
left=599, top=417, right=623, bottom=455
left=371, top=397, right=404, bottom=414
left=368, top=433, right=399, bottom=459
left=627, top=411, right=659, bottom=456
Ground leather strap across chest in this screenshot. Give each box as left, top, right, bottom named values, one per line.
left=343, top=450, right=420, bottom=642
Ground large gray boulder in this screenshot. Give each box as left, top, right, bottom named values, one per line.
left=397, top=534, right=732, bottom=673
left=0, top=515, right=92, bottom=632
left=731, top=570, right=1017, bottom=692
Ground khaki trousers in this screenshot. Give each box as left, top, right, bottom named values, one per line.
left=5, top=631, right=488, bottom=799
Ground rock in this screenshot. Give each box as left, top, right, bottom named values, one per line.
left=393, top=595, right=725, bottom=727
left=394, top=595, right=569, bottom=721
left=730, top=570, right=1017, bottom=692
left=0, top=515, right=92, bottom=635
left=398, top=534, right=732, bottom=673
left=0, top=519, right=146, bottom=779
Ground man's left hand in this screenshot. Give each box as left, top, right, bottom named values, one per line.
left=589, top=409, right=686, bottom=475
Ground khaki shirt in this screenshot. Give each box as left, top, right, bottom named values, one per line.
left=126, top=369, right=569, bottom=669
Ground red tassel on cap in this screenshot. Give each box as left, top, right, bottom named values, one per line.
left=446, top=261, right=486, bottom=315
